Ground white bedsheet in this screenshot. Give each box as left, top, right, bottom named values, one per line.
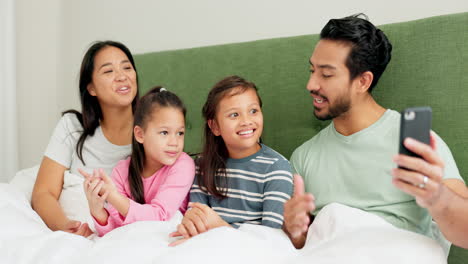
left=0, top=168, right=447, bottom=264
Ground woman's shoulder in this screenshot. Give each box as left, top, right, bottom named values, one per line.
left=45, top=113, right=83, bottom=149
left=59, top=112, right=84, bottom=132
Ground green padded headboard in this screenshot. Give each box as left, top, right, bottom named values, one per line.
left=134, top=12, right=468, bottom=263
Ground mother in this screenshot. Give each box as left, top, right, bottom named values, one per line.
left=31, top=41, right=139, bottom=237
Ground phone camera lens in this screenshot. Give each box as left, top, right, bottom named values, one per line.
left=404, top=111, right=416, bottom=121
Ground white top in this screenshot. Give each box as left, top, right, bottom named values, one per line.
left=44, top=113, right=132, bottom=176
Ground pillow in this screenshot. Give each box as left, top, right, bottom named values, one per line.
left=9, top=166, right=95, bottom=231
left=59, top=171, right=95, bottom=231
left=9, top=165, right=39, bottom=202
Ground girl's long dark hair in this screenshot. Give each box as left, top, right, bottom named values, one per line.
left=129, top=87, right=186, bottom=204
left=63, top=40, right=139, bottom=165
left=199, top=75, right=262, bottom=199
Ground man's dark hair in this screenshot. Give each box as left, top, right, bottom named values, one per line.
left=320, top=14, right=392, bottom=92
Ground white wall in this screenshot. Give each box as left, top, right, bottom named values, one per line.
left=16, top=0, right=63, bottom=174
left=15, top=0, right=468, bottom=171
left=0, top=0, right=18, bottom=182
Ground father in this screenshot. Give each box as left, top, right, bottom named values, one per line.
left=283, top=14, right=468, bottom=249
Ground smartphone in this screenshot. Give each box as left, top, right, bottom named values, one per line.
left=398, top=106, right=432, bottom=158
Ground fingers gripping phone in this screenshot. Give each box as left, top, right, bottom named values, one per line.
left=399, top=106, right=432, bottom=159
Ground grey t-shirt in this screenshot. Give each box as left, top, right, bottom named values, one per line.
left=44, top=113, right=131, bottom=176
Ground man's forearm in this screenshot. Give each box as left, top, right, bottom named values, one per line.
left=429, top=185, right=468, bottom=249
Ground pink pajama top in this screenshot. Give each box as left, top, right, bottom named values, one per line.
left=94, top=152, right=195, bottom=236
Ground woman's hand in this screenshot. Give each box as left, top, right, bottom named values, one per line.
left=62, top=219, right=94, bottom=237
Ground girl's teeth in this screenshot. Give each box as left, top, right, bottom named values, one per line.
left=239, top=130, right=253, bottom=135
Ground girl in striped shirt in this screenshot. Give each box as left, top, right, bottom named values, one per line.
left=170, top=75, right=293, bottom=246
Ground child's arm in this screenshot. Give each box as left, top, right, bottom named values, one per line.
left=189, top=202, right=231, bottom=229
left=82, top=171, right=109, bottom=224
left=101, top=171, right=130, bottom=217
left=117, top=154, right=196, bottom=224
left=173, top=178, right=211, bottom=235
left=169, top=165, right=226, bottom=246
left=79, top=167, right=126, bottom=236
left=262, top=161, right=294, bottom=228
left=169, top=202, right=231, bottom=247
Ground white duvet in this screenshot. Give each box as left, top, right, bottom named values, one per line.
left=0, top=167, right=447, bottom=264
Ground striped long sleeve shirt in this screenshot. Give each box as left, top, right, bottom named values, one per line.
left=190, top=144, right=293, bottom=229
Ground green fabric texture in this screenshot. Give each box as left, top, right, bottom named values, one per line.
left=134, top=12, right=468, bottom=263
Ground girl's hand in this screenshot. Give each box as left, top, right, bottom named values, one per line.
left=78, top=168, right=103, bottom=194
left=189, top=202, right=229, bottom=229
left=83, top=172, right=110, bottom=223
left=168, top=203, right=229, bottom=246
left=95, top=169, right=118, bottom=198
left=168, top=208, right=206, bottom=244
left=79, top=168, right=117, bottom=197
left=178, top=206, right=209, bottom=238
left=168, top=237, right=189, bottom=247
left=168, top=206, right=210, bottom=247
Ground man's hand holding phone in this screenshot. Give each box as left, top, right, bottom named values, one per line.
left=392, top=107, right=445, bottom=209
left=392, top=131, right=445, bottom=208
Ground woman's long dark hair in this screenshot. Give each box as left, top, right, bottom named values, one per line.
left=63, top=40, right=139, bottom=165
left=129, top=86, right=186, bottom=204
left=199, top=75, right=262, bottom=199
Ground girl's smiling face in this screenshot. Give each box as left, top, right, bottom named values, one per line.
left=209, top=87, right=263, bottom=159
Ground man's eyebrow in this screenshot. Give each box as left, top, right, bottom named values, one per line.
left=309, top=61, right=336, bottom=70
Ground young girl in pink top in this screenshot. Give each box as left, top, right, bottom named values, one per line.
left=79, top=86, right=195, bottom=236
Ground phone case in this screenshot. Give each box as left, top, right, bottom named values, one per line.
left=398, top=106, right=432, bottom=158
